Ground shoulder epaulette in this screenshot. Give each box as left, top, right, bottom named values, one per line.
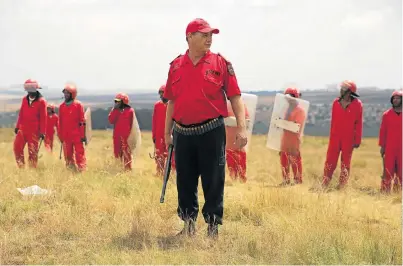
left=217, top=52, right=230, bottom=64
left=170, top=54, right=182, bottom=65
left=217, top=52, right=235, bottom=76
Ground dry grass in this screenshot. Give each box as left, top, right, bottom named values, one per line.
left=0, top=128, right=401, bottom=265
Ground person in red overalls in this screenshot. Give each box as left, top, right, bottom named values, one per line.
left=279, top=87, right=306, bottom=186
left=58, top=84, right=87, bottom=172
left=108, top=93, right=135, bottom=171
left=225, top=102, right=249, bottom=182
left=13, top=79, right=47, bottom=168
left=44, top=103, right=59, bottom=152
left=378, top=90, right=402, bottom=193
left=152, top=84, right=176, bottom=176
left=322, top=80, right=363, bottom=189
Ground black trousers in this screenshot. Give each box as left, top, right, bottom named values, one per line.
left=173, top=122, right=226, bottom=225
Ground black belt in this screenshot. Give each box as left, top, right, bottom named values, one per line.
left=174, top=117, right=224, bottom=136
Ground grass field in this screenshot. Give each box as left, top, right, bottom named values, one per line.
left=0, top=128, right=401, bottom=264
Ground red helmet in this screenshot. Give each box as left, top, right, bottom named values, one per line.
left=47, top=103, right=55, bottom=112
left=340, top=80, right=359, bottom=97
left=284, top=87, right=301, bottom=98
left=115, top=92, right=129, bottom=105
left=391, top=90, right=403, bottom=104
left=24, top=79, right=39, bottom=91
left=159, top=84, right=166, bottom=93
left=63, top=84, right=77, bottom=99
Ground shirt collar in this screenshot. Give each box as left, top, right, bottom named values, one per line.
left=184, top=49, right=212, bottom=65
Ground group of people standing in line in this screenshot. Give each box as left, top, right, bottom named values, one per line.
left=11, top=18, right=402, bottom=239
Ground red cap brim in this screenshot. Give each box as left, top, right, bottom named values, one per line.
left=199, top=28, right=219, bottom=34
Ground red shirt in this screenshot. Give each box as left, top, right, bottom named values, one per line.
left=58, top=100, right=86, bottom=143
left=152, top=101, right=167, bottom=140
left=108, top=107, right=134, bottom=138
left=163, top=50, right=241, bottom=125
left=329, top=98, right=363, bottom=146
left=378, top=108, right=402, bottom=153
left=16, top=94, right=47, bottom=135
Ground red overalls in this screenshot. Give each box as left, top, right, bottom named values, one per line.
left=58, top=100, right=86, bottom=172
left=322, top=98, right=363, bottom=188
left=225, top=103, right=249, bottom=182
left=108, top=107, right=134, bottom=170
left=44, top=113, right=59, bottom=152
left=379, top=108, right=402, bottom=193
left=13, top=94, right=47, bottom=168
left=280, top=104, right=306, bottom=184
left=152, top=100, right=177, bottom=175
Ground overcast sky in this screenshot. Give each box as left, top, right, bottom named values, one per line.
left=0, top=0, right=401, bottom=93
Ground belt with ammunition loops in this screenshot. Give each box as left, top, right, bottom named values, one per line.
left=174, top=117, right=224, bottom=136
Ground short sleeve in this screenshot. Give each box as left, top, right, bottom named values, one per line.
left=219, top=54, right=241, bottom=99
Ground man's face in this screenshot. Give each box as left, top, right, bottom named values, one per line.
left=392, top=96, right=402, bottom=107
left=27, top=89, right=37, bottom=98
left=159, top=91, right=164, bottom=99
left=285, top=94, right=297, bottom=106
left=47, top=107, right=52, bottom=113
left=340, top=86, right=351, bottom=99
left=63, top=90, right=72, bottom=101
left=188, top=31, right=213, bottom=53
left=114, top=100, right=122, bottom=108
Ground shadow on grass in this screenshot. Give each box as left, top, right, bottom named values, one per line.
left=111, top=231, right=153, bottom=251
left=111, top=231, right=188, bottom=251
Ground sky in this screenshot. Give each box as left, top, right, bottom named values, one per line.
left=0, top=0, right=401, bottom=93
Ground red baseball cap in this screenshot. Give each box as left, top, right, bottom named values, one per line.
left=186, top=18, right=219, bottom=35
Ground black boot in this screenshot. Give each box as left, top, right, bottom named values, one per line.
left=207, top=224, right=218, bottom=239
left=177, top=219, right=196, bottom=237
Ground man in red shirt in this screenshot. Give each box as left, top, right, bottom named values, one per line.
left=322, top=80, right=363, bottom=189
left=152, top=84, right=175, bottom=176
left=58, top=84, right=87, bottom=172
left=163, top=18, right=248, bottom=238
left=13, top=79, right=47, bottom=168
left=279, top=87, right=306, bottom=186
left=44, top=103, right=59, bottom=152
left=378, top=90, right=402, bottom=193
left=108, top=93, right=135, bottom=171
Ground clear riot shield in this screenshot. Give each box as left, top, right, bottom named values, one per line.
left=266, top=93, right=310, bottom=152
left=224, top=93, right=258, bottom=153
left=84, top=107, right=92, bottom=145
left=127, top=109, right=142, bottom=156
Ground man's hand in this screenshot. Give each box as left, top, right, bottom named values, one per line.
left=14, top=128, right=19, bottom=135
left=81, top=137, right=87, bottom=145
left=165, top=133, right=173, bottom=148
left=39, top=133, right=45, bottom=140
left=234, top=127, right=248, bottom=149
left=353, top=144, right=360, bottom=149
left=380, top=146, right=385, bottom=157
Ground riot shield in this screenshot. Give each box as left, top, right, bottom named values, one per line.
left=127, top=109, right=142, bottom=156
left=84, top=107, right=92, bottom=145
left=266, top=93, right=310, bottom=152
left=224, top=93, right=258, bottom=153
